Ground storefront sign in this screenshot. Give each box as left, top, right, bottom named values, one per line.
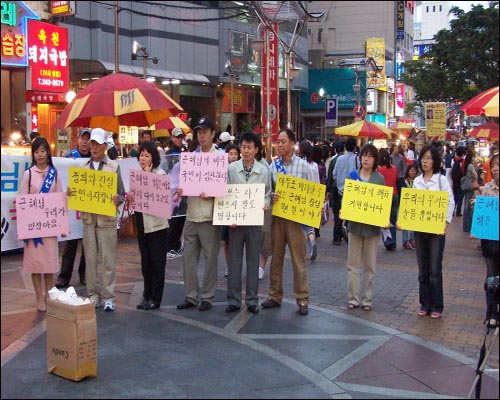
left=27, top=19, right=69, bottom=92
left=396, top=1, right=405, bottom=40
left=50, top=1, right=75, bottom=17
left=413, top=44, right=432, bottom=60
left=261, top=22, right=279, bottom=142
left=325, top=97, right=338, bottom=127
left=395, top=83, right=405, bottom=117
left=1, top=1, right=40, bottom=67
left=365, top=37, right=386, bottom=89
left=26, top=90, right=65, bottom=103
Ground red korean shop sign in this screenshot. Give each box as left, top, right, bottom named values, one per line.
left=27, top=20, right=68, bottom=92
left=261, top=22, right=280, bottom=142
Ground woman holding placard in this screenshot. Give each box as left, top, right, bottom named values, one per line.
left=412, top=145, right=455, bottom=319
left=20, top=137, right=64, bottom=312
left=127, top=141, right=169, bottom=311
left=345, top=144, right=385, bottom=312
left=478, top=152, right=498, bottom=326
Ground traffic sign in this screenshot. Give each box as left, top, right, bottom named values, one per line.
left=325, top=97, right=338, bottom=127
left=311, top=92, right=319, bottom=104
left=353, top=104, right=365, bottom=118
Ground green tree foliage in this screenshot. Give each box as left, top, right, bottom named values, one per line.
left=403, top=3, right=499, bottom=103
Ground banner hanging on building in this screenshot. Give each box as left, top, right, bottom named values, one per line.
left=365, top=37, right=385, bottom=89
left=27, top=19, right=69, bottom=92
left=395, top=83, right=405, bottom=117
left=396, top=1, right=405, bottom=40
left=261, top=22, right=280, bottom=142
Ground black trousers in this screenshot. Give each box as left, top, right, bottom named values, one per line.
left=166, top=215, right=186, bottom=252
left=58, top=239, right=85, bottom=283
left=135, top=213, right=168, bottom=305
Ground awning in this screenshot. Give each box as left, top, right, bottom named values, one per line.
left=70, top=59, right=210, bottom=83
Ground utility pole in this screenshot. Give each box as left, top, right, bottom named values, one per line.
left=114, top=1, right=119, bottom=73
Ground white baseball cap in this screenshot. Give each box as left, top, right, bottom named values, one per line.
left=219, top=131, right=235, bottom=143
left=171, top=127, right=184, bottom=137
left=89, top=128, right=109, bottom=144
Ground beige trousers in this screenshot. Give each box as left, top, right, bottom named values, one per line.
left=347, top=232, right=379, bottom=307
left=82, top=216, right=117, bottom=301
left=269, top=217, right=309, bottom=305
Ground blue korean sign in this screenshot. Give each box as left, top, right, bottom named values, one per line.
left=471, top=196, right=499, bottom=241
left=413, top=44, right=433, bottom=60
left=325, top=97, right=338, bottom=127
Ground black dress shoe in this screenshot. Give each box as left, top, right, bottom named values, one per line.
left=198, top=301, right=213, bottom=311
left=149, top=302, right=160, bottom=310
left=225, top=305, right=240, bottom=313
left=137, top=299, right=151, bottom=310
left=177, top=300, right=196, bottom=310
left=298, top=303, right=309, bottom=316
left=247, top=305, right=259, bottom=314
left=55, top=278, right=69, bottom=289
left=261, top=298, right=281, bottom=308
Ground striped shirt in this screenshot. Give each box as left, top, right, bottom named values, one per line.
left=269, top=154, right=313, bottom=191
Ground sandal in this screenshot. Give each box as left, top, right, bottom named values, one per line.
left=417, top=310, right=429, bottom=316
left=347, top=303, right=359, bottom=310
left=361, top=305, right=372, bottom=311
left=430, top=312, right=441, bottom=319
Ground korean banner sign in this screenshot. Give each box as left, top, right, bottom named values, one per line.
left=67, top=167, right=117, bottom=217
left=179, top=152, right=228, bottom=197
left=27, top=19, right=69, bottom=92
left=213, top=184, right=265, bottom=226
left=272, top=174, right=326, bottom=229
left=15, top=192, right=69, bottom=239
left=341, top=179, right=393, bottom=227
left=398, top=188, right=448, bottom=234
left=424, top=102, right=446, bottom=137
left=471, top=196, right=499, bottom=241
left=129, top=169, right=171, bottom=219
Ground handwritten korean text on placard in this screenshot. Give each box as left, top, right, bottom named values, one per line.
left=16, top=192, right=69, bottom=239
left=213, top=184, right=265, bottom=226
left=179, top=152, right=228, bottom=197
left=67, top=167, right=117, bottom=217
left=341, top=179, right=393, bottom=227
left=129, top=169, right=171, bottom=219
left=471, top=196, right=498, bottom=240
left=397, top=187, right=448, bottom=234
left=272, top=174, right=326, bottom=229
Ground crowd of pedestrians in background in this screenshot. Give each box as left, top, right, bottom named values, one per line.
left=20, top=122, right=498, bottom=327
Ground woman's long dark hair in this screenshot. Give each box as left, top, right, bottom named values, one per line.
left=299, top=141, right=313, bottom=163
left=379, top=149, right=392, bottom=168
left=30, top=137, right=54, bottom=168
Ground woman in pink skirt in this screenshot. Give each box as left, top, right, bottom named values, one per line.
left=20, top=137, right=63, bottom=311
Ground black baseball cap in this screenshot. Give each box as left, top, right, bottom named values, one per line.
left=195, top=116, right=215, bottom=131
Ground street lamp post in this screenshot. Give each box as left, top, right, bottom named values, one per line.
left=338, top=57, right=381, bottom=121
left=132, top=40, right=159, bottom=80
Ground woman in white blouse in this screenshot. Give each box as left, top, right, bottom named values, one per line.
left=413, top=145, right=455, bottom=319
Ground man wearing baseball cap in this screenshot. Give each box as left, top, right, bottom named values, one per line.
left=55, top=128, right=92, bottom=289
left=176, top=116, right=222, bottom=312
left=218, top=131, right=235, bottom=152
left=70, top=127, right=125, bottom=312
left=168, top=127, right=186, bottom=154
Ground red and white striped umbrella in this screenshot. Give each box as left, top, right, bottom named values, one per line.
left=468, top=122, right=499, bottom=140
left=54, top=73, right=183, bottom=133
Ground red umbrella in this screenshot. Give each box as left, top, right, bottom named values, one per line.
left=468, top=122, right=499, bottom=140
left=459, top=86, right=499, bottom=117
left=54, top=73, right=183, bottom=133
left=429, top=129, right=461, bottom=142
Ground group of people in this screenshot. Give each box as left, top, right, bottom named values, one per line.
left=21, top=121, right=498, bottom=326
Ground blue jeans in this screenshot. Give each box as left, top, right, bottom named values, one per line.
left=402, top=230, right=414, bottom=243
left=415, top=232, right=446, bottom=313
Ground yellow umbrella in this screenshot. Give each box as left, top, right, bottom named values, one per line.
left=148, top=116, right=191, bottom=137
left=391, top=121, right=414, bottom=135
left=460, top=86, right=499, bottom=118
left=335, top=120, right=394, bottom=139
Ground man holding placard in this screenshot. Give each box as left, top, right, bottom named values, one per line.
left=176, top=116, right=222, bottom=312
left=67, top=128, right=125, bottom=312
left=224, top=132, right=272, bottom=315
left=261, top=129, right=313, bottom=316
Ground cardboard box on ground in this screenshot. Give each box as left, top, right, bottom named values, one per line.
left=46, top=300, right=97, bottom=381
